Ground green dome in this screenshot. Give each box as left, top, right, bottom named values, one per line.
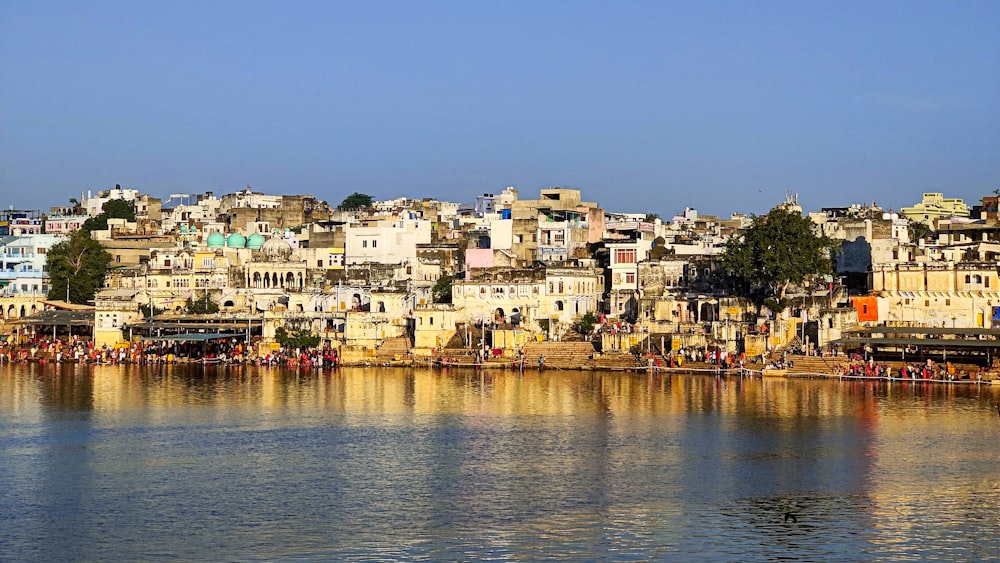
left=179, top=225, right=188, bottom=233
left=246, top=232, right=266, bottom=250
left=226, top=232, right=247, bottom=248
left=206, top=232, right=225, bottom=248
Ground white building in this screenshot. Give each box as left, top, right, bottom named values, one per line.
left=0, top=234, right=64, bottom=296
left=345, top=219, right=432, bottom=265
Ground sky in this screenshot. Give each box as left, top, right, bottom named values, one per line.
left=1, top=1, right=998, bottom=218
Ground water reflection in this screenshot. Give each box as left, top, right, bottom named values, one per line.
left=2, top=364, right=1000, bottom=561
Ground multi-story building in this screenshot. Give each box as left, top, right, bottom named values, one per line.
left=0, top=209, right=44, bottom=236
left=901, top=192, right=970, bottom=225
left=0, top=234, right=64, bottom=296
left=344, top=218, right=432, bottom=265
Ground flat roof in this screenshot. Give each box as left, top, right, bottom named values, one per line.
left=830, top=337, right=1000, bottom=349
left=845, top=326, right=1000, bottom=336
left=142, top=333, right=239, bottom=342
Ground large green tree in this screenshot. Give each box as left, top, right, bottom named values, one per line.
left=337, top=192, right=373, bottom=210
left=274, top=326, right=321, bottom=349
left=721, top=207, right=838, bottom=315
left=185, top=295, right=219, bottom=315
left=46, top=230, right=113, bottom=304
left=432, top=274, right=453, bottom=304
left=82, top=199, right=137, bottom=233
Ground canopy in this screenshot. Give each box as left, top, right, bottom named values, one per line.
left=142, top=333, right=238, bottom=342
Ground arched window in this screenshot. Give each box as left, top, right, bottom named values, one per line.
left=556, top=301, right=564, bottom=311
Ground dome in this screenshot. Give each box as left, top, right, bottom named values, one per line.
left=258, top=236, right=293, bottom=261
left=246, top=233, right=265, bottom=250
left=206, top=232, right=225, bottom=248
left=179, top=225, right=188, bottom=233
left=226, top=232, right=247, bottom=249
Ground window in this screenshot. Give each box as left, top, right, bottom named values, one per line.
left=318, top=260, right=323, bottom=267
left=625, top=273, right=635, bottom=284
left=363, top=240, right=368, bottom=248
left=614, top=248, right=637, bottom=264
left=373, top=240, right=377, bottom=248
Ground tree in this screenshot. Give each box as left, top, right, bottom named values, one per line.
left=721, top=207, right=838, bottom=316
left=577, top=312, right=597, bottom=336
left=337, top=192, right=373, bottom=210
left=185, top=295, right=220, bottom=315
left=274, top=326, right=321, bottom=349
left=138, top=303, right=166, bottom=318
left=908, top=219, right=933, bottom=243
left=82, top=199, right=136, bottom=233
left=644, top=213, right=661, bottom=222
left=46, top=230, right=112, bottom=304
left=432, top=274, right=453, bottom=303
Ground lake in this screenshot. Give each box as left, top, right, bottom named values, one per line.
left=2, top=363, right=1000, bottom=561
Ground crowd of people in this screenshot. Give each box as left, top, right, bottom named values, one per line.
left=840, top=358, right=986, bottom=381
left=0, top=334, right=341, bottom=368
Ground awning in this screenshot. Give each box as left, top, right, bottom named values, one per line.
left=15, top=310, right=94, bottom=326
left=141, top=333, right=238, bottom=342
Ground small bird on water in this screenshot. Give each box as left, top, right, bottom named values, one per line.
left=783, top=512, right=797, bottom=523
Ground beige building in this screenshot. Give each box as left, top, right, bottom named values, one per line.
left=510, top=188, right=600, bottom=263
left=901, top=192, right=970, bottom=225
left=453, top=263, right=602, bottom=338
left=871, top=261, right=997, bottom=327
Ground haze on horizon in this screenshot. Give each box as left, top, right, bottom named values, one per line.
left=1, top=1, right=997, bottom=217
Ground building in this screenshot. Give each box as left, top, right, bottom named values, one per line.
left=901, top=192, right=970, bottom=225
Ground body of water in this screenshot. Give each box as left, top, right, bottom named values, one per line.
left=2, top=363, right=1000, bottom=561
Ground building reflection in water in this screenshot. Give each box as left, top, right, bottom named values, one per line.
left=2, top=364, right=999, bottom=560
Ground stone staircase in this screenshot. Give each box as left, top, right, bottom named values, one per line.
left=781, top=355, right=848, bottom=376
left=521, top=341, right=596, bottom=370
left=374, top=337, right=411, bottom=361
left=590, top=352, right=644, bottom=371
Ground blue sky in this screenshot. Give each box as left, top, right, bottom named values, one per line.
left=1, top=1, right=998, bottom=217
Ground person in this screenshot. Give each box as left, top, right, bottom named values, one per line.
left=538, top=353, right=545, bottom=370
